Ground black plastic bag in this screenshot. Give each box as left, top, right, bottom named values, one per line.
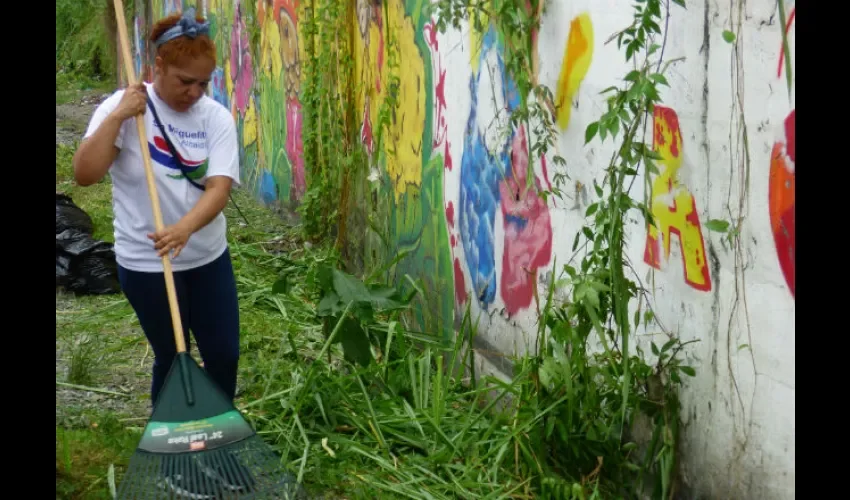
left=56, top=194, right=121, bottom=295
left=56, top=192, right=94, bottom=235
left=56, top=229, right=121, bottom=295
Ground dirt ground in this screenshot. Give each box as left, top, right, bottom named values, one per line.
left=56, top=91, right=108, bottom=146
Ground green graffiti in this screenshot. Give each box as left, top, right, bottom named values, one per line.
left=257, top=71, right=293, bottom=204
left=377, top=0, right=454, bottom=341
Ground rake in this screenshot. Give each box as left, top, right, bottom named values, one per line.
left=111, top=2, right=304, bottom=498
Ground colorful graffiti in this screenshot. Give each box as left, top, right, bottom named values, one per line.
left=643, top=106, right=712, bottom=292
left=253, top=0, right=306, bottom=205
left=769, top=111, right=795, bottom=298
left=771, top=3, right=795, bottom=298
left=356, top=0, right=426, bottom=200
left=458, top=26, right=553, bottom=315
left=554, top=12, right=593, bottom=131
left=353, top=0, right=455, bottom=338
left=135, top=0, right=553, bottom=325
left=133, top=14, right=144, bottom=80
left=150, top=0, right=182, bottom=19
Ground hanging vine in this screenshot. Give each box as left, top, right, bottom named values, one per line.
left=299, top=0, right=365, bottom=248
left=432, top=0, right=695, bottom=496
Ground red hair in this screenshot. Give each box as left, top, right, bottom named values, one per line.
left=149, top=12, right=216, bottom=68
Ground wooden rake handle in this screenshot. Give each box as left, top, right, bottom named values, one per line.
left=112, top=0, right=187, bottom=354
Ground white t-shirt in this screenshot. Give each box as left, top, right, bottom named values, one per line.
left=84, top=82, right=241, bottom=273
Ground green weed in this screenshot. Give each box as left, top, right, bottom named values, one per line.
left=56, top=0, right=122, bottom=82
left=56, top=411, right=142, bottom=500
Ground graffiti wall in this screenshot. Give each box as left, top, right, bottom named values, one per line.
left=131, top=0, right=794, bottom=497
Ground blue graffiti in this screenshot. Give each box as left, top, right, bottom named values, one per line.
left=458, top=27, right=520, bottom=307
left=211, top=67, right=230, bottom=109
left=259, top=170, right=278, bottom=204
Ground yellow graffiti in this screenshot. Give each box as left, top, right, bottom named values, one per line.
left=468, top=6, right=490, bottom=74
left=259, top=4, right=284, bottom=80
left=644, top=106, right=711, bottom=292
left=278, top=6, right=300, bottom=100
left=355, top=0, right=425, bottom=199
left=555, top=13, right=593, bottom=131
left=224, top=61, right=235, bottom=117
left=243, top=96, right=259, bottom=146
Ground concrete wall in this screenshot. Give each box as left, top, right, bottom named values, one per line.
left=134, top=1, right=795, bottom=497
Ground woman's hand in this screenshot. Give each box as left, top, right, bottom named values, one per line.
left=113, top=83, right=147, bottom=121
left=148, top=222, right=192, bottom=258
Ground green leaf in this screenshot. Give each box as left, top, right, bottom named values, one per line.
left=316, top=264, right=334, bottom=294
left=271, top=273, right=290, bottom=294
left=339, top=316, right=372, bottom=367
left=585, top=122, right=599, bottom=144
left=679, top=366, right=696, bottom=377
left=317, top=292, right=343, bottom=317
left=661, top=338, right=678, bottom=353
left=332, top=268, right=372, bottom=304
left=705, top=219, right=731, bottom=233
left=651, top=342, right=659, bottom=356
left=722, top=30, right=736, bottom=44
left=365, top=285, right=404, bottom=309
left=585, top=203, right=599, bottom=217
left=539, top=357, right=558, bottom=389
left=650, top=73, right=669, bottom=86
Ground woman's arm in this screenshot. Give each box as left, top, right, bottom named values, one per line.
left=73, top=84, right=148, bottom=186
left=179, top=176, right=233, bottom=234
left=72, top=113, right=124, bottom=186
left=147, top=176, right=232, bottom=258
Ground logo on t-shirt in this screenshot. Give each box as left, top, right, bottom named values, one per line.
left=148, top=135, right=209, bottom=183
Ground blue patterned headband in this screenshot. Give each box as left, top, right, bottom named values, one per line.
left=154, top=7, right=210, bottom=47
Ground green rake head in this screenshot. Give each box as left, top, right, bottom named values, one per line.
left=116, top=352, right=307, bottom=499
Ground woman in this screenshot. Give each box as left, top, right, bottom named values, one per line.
left=73, top=8, right=241, bottom=405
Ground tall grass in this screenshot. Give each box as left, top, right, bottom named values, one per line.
left=235, top=246, right=693, bottom=499
left=56, top=0, right=130, bottom=87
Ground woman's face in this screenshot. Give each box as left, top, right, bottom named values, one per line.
left=154, top=56, right=215, bottom=112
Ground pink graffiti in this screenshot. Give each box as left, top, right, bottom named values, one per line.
left=361, top=104, right=374, bottom=154
left=424, top=21, right=452, bottom=172
left=230, top=4, right=254, bottom=116
left=453, top=258, right=467, bottom=305
left=286, top=98, right=306, bottom=200
left=498, top=126, right=553, bottom=316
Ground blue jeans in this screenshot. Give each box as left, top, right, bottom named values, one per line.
left=117, top=247, right=240, bottom=405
